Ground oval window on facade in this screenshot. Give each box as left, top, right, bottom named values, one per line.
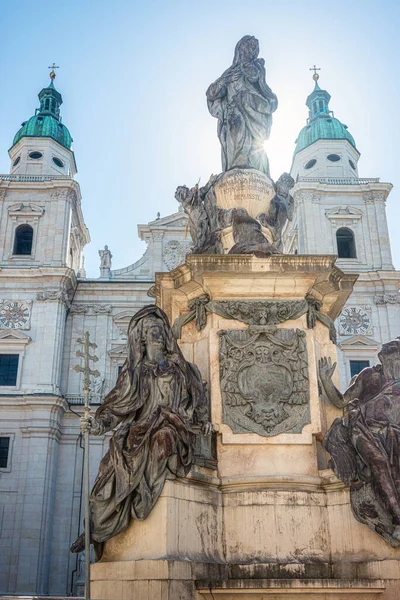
left=327, top=154, right=341, bottom=162
left=52, top=157, right=64, bottom=168
left=304, top=159, right=317, bottom=169
left=349, top=159, right=356, bottom=170
left=13, top=156, right=21, bottom=167
left=28, top=151, right=43, bottom=160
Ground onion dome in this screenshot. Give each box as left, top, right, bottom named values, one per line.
left=11, top=68, right=73, bottom=151
left=294, top=70, right=357, bottom=155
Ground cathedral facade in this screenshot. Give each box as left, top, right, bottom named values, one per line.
left=0, top=70, right=399, bottom=596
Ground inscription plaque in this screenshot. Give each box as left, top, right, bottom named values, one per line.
left=214, top=167, right=275, bottom=219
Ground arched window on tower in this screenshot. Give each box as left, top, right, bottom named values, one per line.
left=14, top=225, right=33, bottom=255
left=336, top=227, right=356, bottom=259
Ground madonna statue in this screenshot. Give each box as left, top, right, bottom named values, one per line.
left=71, top=305, right=210, bottom=559
left=206, top=35, right=278, bottom=177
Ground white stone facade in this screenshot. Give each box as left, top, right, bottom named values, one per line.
left=284, top=137, right=400, bottom=387
left=1, top=79, right=400, bottom=597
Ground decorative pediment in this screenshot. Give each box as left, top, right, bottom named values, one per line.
left=108, top=344, right=127, bottom=359
left=339, top=334, right=379, bottom=351
left=138, top=210, right=189, bottom=241
left=8, top=203, right=44, bottom=218
left=0, top=329, right=31, bottom=345
left=113, top=311, right=136, bottom=338
left=325, top=206, right=362, bottom=228
left=326, top=206, right=363, bottom=217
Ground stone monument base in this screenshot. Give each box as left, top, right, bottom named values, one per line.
left=90, top=475, right=397, bottom=599
left=90, top=256, right=400, bottom=599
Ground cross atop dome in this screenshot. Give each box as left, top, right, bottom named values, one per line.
left=48, top=63, right=59, bottom=81
left=309, top=64, right=321, bottom=82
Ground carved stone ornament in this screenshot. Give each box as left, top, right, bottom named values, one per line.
left=93, top=305, right=112, bottom=314
left=219, top=327, right=310, bottom=437
left=374, top=293, right=400, bottom=306
left=0, top=300, right=32, bottom=330
left=69, top=304, right=89, bottom=314
left=172, top=296, right=337, bottom=343
left=163, top=240, right=191, bottom=271
left=36, top=289, right=71, bottom=305
left=69, top=304, right=112, bottom=315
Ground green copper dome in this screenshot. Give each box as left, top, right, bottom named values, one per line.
left=295, top=116, right=356, bottom=154
left=294, top=77, right=357, bottom=155
left=11, top=79, right=73, bottom=151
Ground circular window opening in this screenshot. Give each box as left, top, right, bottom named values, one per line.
left=349, top=159, right=356, bottom=170
left=28, top=151, right=43, bottom=160
left=52, top=157, right=64, bottom=168
left=13, top=156, right=21, bottom=167
left=327, top=154, right=341, bottom=162
left=305, top=159, right=317, bottom=169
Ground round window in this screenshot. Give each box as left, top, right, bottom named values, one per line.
left=305, top=159, right=317, bottom=169
left=52, top=157, right=64, bottom=168
left=349, top=159, right=356, bottom=170
left=28, top=151, right=43, bottom=159
left=327, top=154, right=341, bottom=162
left=13, top=156, right=21, bottom=166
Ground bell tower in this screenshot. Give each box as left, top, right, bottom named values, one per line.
left=284, top=69, right=400, bottom=386
left=0, top=68, right=89, bottom=594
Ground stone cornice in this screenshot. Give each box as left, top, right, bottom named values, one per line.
left=293, top=179, right=393, bottom=200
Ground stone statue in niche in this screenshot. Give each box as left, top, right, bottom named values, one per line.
left=206, top=35, right=278, bottom=177
left=219, top=327, right=310, bottom=437
left=320, top=338, right=400, bottom=546
left=70, top=306, right=211, bottom=560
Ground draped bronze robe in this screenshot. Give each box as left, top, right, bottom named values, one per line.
left=88, top=306, right=207, bottom=558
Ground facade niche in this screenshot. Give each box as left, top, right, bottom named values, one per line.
left=14, top=224, right=33, bottom=255
left=336, top=227, right=356, bottom=259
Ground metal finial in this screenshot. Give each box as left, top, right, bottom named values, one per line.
left=48, top=62, right=59, bottom=80
left=309, top=64, right=321, bottom=82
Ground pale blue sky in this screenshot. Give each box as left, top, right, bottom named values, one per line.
left=1, top=0, right=399, bottom=276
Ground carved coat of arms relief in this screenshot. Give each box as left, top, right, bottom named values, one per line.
left=219, top=327, right=310, bottom=437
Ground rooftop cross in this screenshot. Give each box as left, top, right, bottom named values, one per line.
left=48, top=63, right=59, bottom=80
left=309, top=64, right=321, bottom=82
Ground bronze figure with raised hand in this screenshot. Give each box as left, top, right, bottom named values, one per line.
left=71, top=305, right=211, bottom=559
left=319, top=339, right=400, bottom=545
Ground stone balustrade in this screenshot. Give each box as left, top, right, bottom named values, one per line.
left=298, top=176, right=380, bottom=185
